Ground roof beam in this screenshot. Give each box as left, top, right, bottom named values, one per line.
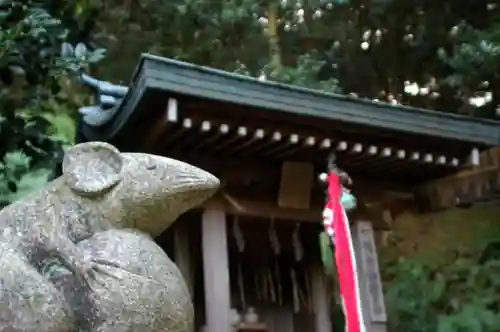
left=154, top=113, right=470, bottom=172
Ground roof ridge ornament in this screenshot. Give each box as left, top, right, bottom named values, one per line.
left=78, top=73, right=129, bottom=127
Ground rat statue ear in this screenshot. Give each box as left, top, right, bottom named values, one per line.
left=62, top=142, right=123, bottom=196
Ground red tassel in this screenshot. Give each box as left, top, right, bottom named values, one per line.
left=323, top=172, right=366, bottom=332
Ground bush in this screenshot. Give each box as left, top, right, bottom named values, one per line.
left=385, top=252, right=500, bottom=332
left=0, top=0, right=105, bottom=204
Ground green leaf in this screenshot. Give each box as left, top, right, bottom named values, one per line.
left=438, top=315, right=456, bottom=332
left=74, top=42, right=87, bottom=59
left=87, top=48, right=107, bottom=63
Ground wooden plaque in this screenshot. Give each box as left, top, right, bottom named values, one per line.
left=355, top=221, right=387, bottom=323
left=278, top=161, right=314, bottom=209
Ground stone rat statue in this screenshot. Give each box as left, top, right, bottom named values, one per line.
left=0, top=141, right=220, bottom=332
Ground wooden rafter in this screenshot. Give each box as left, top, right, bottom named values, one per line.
left=143, top=98, right=476, bottom=176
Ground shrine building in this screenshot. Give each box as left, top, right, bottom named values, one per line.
left=74, top=54, right=500, bottom=332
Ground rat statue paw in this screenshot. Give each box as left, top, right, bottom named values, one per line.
left=75, top=255, right=123, bottom=292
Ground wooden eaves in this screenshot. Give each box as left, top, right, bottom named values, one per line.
left=80, top=54, right=500, bottom=186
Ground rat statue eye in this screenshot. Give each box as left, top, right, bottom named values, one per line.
left=146, top=164, right=157, bottom=170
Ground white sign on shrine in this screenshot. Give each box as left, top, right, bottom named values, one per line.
left=355, top=221, right=387, bottom=323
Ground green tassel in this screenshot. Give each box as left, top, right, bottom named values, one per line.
left=319, top=231, right=335, bottom=275
left=341, top=191, right=357, bottom=211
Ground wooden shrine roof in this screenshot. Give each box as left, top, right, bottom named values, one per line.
left=81, top=54, right=500, bottom=185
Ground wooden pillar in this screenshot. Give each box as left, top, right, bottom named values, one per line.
left=312, top=267, right=332, bottom=332
left=202, top=208, right=231, bottom=332
left=352, top=221, right=388, bottom=332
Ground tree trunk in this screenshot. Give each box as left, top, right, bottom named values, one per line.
left=266, top=1, right=282, bottom=75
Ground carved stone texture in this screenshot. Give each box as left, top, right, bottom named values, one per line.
left=0, top=142, right=220, bottom=332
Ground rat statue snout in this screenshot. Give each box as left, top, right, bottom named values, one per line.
left=120, top=153, right=220, bottom=236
